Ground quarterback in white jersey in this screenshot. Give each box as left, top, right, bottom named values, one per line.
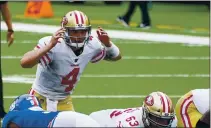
left=90, top=92, right=177, bottom=128
left=20, top=10, right=121, bottom=111
left=175, top=88, right=209, bottom=128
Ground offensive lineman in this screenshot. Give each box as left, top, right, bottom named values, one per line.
left=20, top=10, right=121, bottom=111
left=2, top=94, right=100, bottom=128
left=90, top=91, right=178, bottom=127
left=175, top=88, right=209, bottom=128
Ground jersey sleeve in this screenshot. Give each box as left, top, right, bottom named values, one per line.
left=10, top=117, right=23, bottom=127
left=90, top=37, right=106, bottom=63
left=120, top=120, right=132, bottom=127
left=2, top=116, right=9, bottom=128
left=34, top=36, right=53, bottom=66
left=2, top=112, right=22, bottom=128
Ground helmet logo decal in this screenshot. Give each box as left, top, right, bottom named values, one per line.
left=145, top=95, right=154, bottom=106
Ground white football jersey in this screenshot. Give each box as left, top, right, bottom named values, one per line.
left=90, top=107, right=177, bottom=127
left=32, top=35, right=106, bottom=100
left=192, top=89, right=209, bottom=114
left=52, top=111, right=100, bottom=127
left=27, top=107, right=100, bottom=127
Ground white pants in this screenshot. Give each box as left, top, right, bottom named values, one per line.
left=50, top=111, right=100, bottom=127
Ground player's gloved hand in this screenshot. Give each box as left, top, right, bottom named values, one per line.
left=50, top=28, right=65, bottom=48
left=96, top=26, right=112, bottom=47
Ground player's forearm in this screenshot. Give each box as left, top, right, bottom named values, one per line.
left=1, top=3, right=13, bottom=30
left=20, top=44, right=53, bottom=68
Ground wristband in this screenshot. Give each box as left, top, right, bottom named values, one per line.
left=105, top=41, right=120, bottom=58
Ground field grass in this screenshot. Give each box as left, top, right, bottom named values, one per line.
left=8, top=1, right=210, bottom=36
left=1, top=29, right=209, bottom=114
left=0, top=1, right=210, bottom=116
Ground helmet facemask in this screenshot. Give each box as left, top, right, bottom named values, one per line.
left=64, top=26, right=91, bottom=50
left=142, top=106, right=174, bottom=128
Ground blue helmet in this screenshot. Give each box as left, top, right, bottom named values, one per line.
left=9, top=94, right=42, bottom=111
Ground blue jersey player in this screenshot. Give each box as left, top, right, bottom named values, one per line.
left=2, top=94, right=100, bottom=128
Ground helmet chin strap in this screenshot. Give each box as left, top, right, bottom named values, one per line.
left=142, top=107, right=150, bottom=128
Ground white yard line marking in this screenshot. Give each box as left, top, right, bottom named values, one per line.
left=1, top=56, right=210, bottom=60
left=1, top=22, right=209, bottom=45
left=2, top=74, right=209, bottom=84
left=0, top=40, right=208, bottom=47
left=3, top=95, right=182, bottom=99
left=1, top=40, right=36, bottom=44
left=122, top=56, right=210, bottom=60
left=1, top=56, right=22, bottom=59
left=81, top=74, right=209, bottom=78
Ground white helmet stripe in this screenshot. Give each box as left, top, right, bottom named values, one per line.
left=162, top=93, right=169, bottom=113
left=75, top=11, right=82, bottom=24
left=159, top=92, right=169, bottom=113
left=80, top=12, right=85, bottom=24
left=165, top=95, right=171, bottom=113
left=73, top=11, right=79, bottom=24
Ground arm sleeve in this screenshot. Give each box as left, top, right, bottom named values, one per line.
left=90, top=43, right=106, bottom=63
left=10, top=118, right=23, bottom=128
left=34, top=37, right=53, bottom=66
left=120, top=120, right=131, bottom=127
left=2, top=113, right=22, bottom=128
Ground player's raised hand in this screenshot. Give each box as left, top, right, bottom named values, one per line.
left=96, top=26, right=111, bottom=47
left=50, top=28, right=65, bottom=48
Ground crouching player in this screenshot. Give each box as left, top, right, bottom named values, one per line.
left=2, top=94, right=100, bottom=128
left=175, top=88, right=209, bottom=128
left=90, top=91, right=177, bottom=127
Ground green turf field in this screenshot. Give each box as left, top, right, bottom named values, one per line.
left=8, top=1, right=210, bottom=36
left=1, top=2, right=210, bottom=114
left=1, top=31, right=209, bottom=114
